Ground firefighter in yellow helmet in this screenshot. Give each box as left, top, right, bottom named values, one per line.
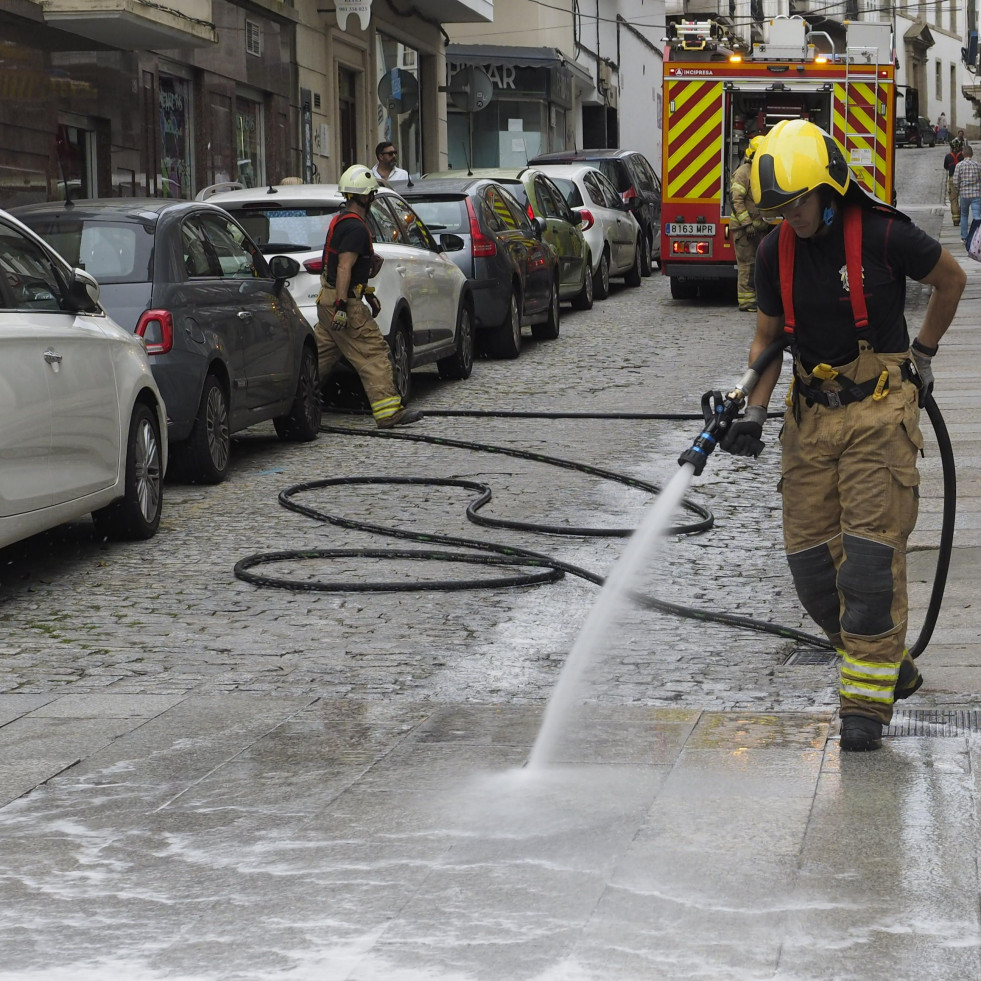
left=720, top=119, right=966, bottom=751
left=315, top=164, right=422, bottom=428
left=729, top=134, right=769, bottom=312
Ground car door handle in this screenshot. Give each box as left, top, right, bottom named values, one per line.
left=395, top=264, right=407, bottom=277
left=426, top=266, right=437, bottom=278
left=43, top=349, right=63, bottom=364
left=237, top=310, right=253, bottom=320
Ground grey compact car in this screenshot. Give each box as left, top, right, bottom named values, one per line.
left=12, top=199, right=322, bottom=484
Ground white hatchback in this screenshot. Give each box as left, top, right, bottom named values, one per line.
left=0, top=209, right=167, bottom=549
left=532, top=164, right=643, bottom=301
left=198, top=182, right=474, bottom=401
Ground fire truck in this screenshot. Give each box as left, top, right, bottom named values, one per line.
left=660, top=17, right=897, bottom=299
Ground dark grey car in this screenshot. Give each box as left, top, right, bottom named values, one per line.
left=398, top=177, right=558, bottom=359
left=528, top=149, right=662, bottom=276
left=12, top=199, right=321, bottom=484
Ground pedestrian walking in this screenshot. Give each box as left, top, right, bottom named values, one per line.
left=371, top=141, right=409, bottom=183
left=315, top=165, right=422, bottom=428
left=729, top=135, right=770, bottom=312
left=937, top=112, right=948, bottom=143
left=722, top=119, right=966, bottom=752
left=953, top=144, right=981, bottom=243
left=944, top=138, right=963, bottom=226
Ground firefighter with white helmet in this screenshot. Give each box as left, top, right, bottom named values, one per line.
left=729, top=134, right=769, bottom=311
left=721, top=119, right=966, bottom=751
left=315, top=164, right=422, bottom=428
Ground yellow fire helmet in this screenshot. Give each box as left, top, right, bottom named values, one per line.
left=745, top=135, right=765, bottom=160
left=751, top=119, right=850, bottom=212
left=338, top=165, right=379, bottom=197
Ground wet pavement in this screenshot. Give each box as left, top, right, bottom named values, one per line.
left=1, top=148, right=981, bottom=979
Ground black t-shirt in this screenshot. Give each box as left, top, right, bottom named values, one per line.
left=324, top=210, right=373, bottom=288
left=944, top=152, right=962, bottom=175
left=755, top=207, right=942, bottom=369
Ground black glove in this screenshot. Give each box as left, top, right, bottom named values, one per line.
left=720, top=404, right=767, bottom=457
left=910, top=338, right=936, bottom=407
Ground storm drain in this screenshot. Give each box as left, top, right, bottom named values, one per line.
left=784, top=646, right=837, bottom=666
left=886, top=710, right=981, bottom=737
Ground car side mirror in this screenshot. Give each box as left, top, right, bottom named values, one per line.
left=439, top=232, right=465, bottom=252
left=268, top=254, right=301, bottom=281
left=532, top=216, right=547, bottom=238
left=569, top=211, right=583, bottom=226
left=66, top=267, right=101, bottom=312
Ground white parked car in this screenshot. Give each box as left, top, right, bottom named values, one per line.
left=197, top=182, right=474, bottom=401
left=533, top=164, right=643, bottom=300
left=0, top=208, right=167, bottom=549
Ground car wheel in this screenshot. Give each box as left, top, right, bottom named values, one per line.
left=639, top=231, right=653, bottom=277
left=389, top=321, right=412, bottom=402
left=593, top=250, right=611, bottom=300
left=624, top=238, right=643, bottom=288
left=438, top=300, right=475, bottom=380
left=178, top=374, right=231, bottom=484
left=274, top=343, right=322, bottom=441
left=488, top=286, right=521, bottom=359
left=92, top=402, right=163, bottom=540
left=571, top=253, right=594, bottom=310
left=669, top=276, right=698, bottom=300
left=532, top=278, right=560, bottom=340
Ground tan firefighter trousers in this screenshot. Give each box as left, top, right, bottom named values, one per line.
left=779, top=342, right=922, bottom=724
left=315, top=285, right=405, bottom=425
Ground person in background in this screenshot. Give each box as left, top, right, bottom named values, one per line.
left=371, top=142, right=409, bottom=183
left=722, top=119, right=965, bottom=752
left=315, top=165, right=421, bottom=428
left=953, top=143, right=981, bottom=243
left=729, top=135, right=770, bottom=312
left=944, top=138, right=963, bottom=227
left=937, top=112, right=948, bottom=144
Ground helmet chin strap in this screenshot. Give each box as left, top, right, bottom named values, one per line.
left=823, top=204, right=835, bottom=226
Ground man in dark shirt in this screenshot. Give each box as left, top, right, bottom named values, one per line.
left=315, top=165, right=421, bottom=428
left=721, top=120, right=965, bottom=752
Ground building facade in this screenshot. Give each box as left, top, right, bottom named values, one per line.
left=0, top=0, right=491, bottom=209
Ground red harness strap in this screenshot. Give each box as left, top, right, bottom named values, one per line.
left=777, top=203, right=869, bottom=336
left=321, top=210, right=374, bottom=278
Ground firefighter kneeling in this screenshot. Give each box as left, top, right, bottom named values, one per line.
left=720, top=119, right=966, bottom=752
left=315, top=164, right=422, bottom=429
left=730, top=135, right=770, bottom=312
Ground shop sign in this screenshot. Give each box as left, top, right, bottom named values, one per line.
left=336, top=0, right=371, bottom=31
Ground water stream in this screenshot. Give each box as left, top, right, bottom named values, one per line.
left=527, top=462, right=697, bottom=769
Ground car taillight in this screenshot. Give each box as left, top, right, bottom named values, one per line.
left=303, top=257, right=324, bottom=274
left=577, top=208, right=595, bottom=231
left=526, top=203, right=536, bottom=222
left=466, top=197, right=497, bottom=257
left=135, top=309, right=174, bottom=355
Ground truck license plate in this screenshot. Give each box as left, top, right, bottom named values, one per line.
left=665, top=223, right=716, bottom=236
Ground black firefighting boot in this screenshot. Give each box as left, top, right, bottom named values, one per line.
left=840, top=715, right=883, bottom=752
left=377, top=408, right=423, bottom=429
left=894, top=655, right=923, bottom=701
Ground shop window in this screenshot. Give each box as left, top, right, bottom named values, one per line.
left=159, top=75, right=193, bottom=199
left=55, top=123, right=94, bottom=201
left=234, top=96, right=264, bottom=188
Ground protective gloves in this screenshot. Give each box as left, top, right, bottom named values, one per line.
left=910, top=338, right=936, bottom=407
left=752, top=218, right=769, bottom=233
left=330, top=299, right=348, bottom=330
left=720, top=404, right=767, bottom=457
left=364, top=289, right=382, bottom=318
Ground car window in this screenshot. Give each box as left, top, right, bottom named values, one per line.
left=0, top=222, right=66, bottom=312
left=386, top=197, right=438, bottom=251
left=593, top=171, right=624, bottom=210
left=368, top=197, right=404, bottom=244
left=181, top=220, right=218, bottom=277
left=631, top=154, right=660, bottom=193
left=540, top=176, right=576, bottom=223
left=482, top=186, right=520, bottom=232
left=535, top=178, right=562, bottom=219
left=597, top=160, right=629, bottom=194
left=582, top=171, right=609, bottom=208
left=408, top=198, right=467, bottom=234
left=197, top=213, right=262, bottom=278
left=500, top=186, right=536, bottom=233
left=229, top=203, right=340, bottom=251
left=549, top=177, right=583, bottom=209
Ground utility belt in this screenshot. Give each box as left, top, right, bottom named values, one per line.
left=320, top=278, right=373, bottom=300
left=792, top=359, right=917, bottom=409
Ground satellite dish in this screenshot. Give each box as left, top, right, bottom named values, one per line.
left=448, top=67, right=494, bottom=112
left=377, top=68, right=419, bottom=115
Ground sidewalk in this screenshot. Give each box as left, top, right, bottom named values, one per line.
left=0, top=205, right=979, bottom=980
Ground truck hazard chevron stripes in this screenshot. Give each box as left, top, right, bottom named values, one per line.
left=664, top=80, right=723, bottom=202
left=832, top=80, right=890, bottom=203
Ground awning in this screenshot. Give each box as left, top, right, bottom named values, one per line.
left=446, top=44, right=594, bottom=87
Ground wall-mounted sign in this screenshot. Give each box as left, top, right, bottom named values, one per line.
left=336, top=0, right=371, bottom=31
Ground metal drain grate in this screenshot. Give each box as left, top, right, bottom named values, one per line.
left=886, top=710, right=981, bottom=737
left=784, top=646, right=837, bottom=666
